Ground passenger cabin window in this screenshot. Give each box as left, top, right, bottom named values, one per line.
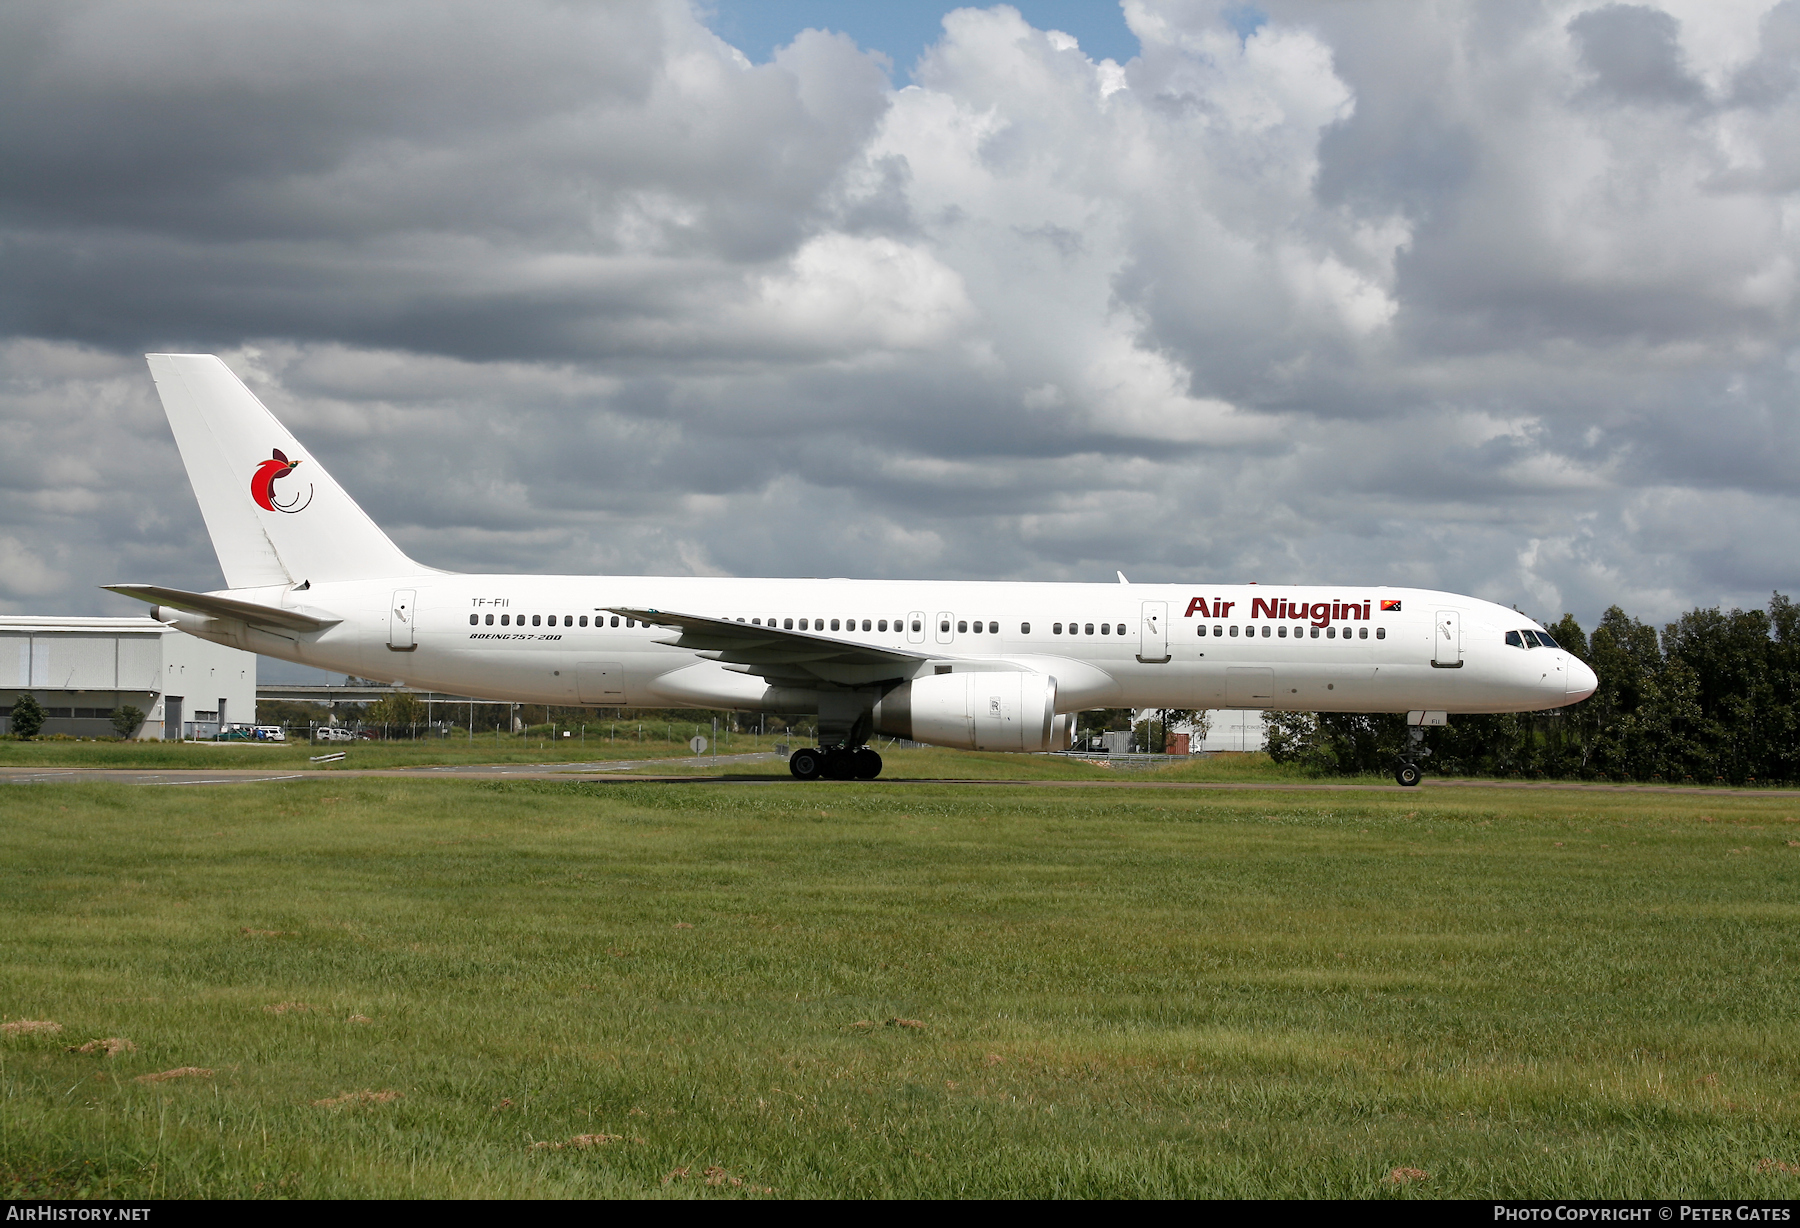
left=485, top=614, right=494, bottom=625
left=1376, top=627, right=1386, bottom=639
left=1359, top=627, right=1367, bottom=639
left=580, top=616, right=588, bottom=626
left=1278, top=626, right=1287, bottom=637
left=784, top=618, right=794, bottom=629
left=1021, top=622, right=1030, bottom=634
left=1229, top=625, right=1238, bottom=637
left=1084, top=623, right=1094, bottom=635
left=912, top=619, right=922, bottom=633
left=1261, top=626, right=1271, bottom=637
left=469, top=614, right=478, bottom=625
left=957, top=620, right=968, bottom=633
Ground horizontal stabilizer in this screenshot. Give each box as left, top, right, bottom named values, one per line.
left=103, top=583, right=341, bottom=633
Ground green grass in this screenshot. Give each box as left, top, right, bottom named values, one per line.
left=4, top=777, right=1800, bottom=1198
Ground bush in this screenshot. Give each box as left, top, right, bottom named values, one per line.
left=9, top=693, right=45, bottom=739
left=111, top=704, right=145, bottom=739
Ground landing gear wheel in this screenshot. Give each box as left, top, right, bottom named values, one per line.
left=1395, top=761, right=1422, bottom=787
left=822, top=750, right=856, bottom=780
left=789, top=748, right=824, bottom=780
left=852, top=748, right=883, bottom=780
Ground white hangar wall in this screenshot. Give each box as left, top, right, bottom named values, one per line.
left=0, top=616, right=257, bottom=739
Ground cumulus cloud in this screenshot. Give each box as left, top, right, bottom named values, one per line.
left=0, top=0, right=1797, bottom=645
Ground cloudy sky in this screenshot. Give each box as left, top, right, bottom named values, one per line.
left=3, top=0, right=1798, bottom=678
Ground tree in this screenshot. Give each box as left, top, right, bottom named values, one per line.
left=111, top=704, right=144, bottom=740
left=364, top=692, right=426, bottom=728
left=1263, top=711, right=1320, bottom=765
left=9, top=693, right=45, bottom=739
left=256, top=699, right=330, bottom=729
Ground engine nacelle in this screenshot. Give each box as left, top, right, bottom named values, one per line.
left=872, top=671, right=1057, bottom=752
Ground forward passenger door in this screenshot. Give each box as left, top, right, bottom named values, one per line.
left=1433, top=610, right=1462, bottom=668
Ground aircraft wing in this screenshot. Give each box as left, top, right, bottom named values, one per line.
left=606, top=606, right=928, bottom=686
left=104, top=583, right=342, bottom=634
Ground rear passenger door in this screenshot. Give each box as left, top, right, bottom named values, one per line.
left=1137, top=601, right=1170, bottom=663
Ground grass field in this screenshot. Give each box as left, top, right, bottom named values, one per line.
left=4, top=774, right=1800, bottom=1198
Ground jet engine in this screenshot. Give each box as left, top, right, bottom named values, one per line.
left=872, top=671, right=1058, bottom=752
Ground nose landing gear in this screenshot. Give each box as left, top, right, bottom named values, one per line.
left=789, top=746, right=884, bottom=780
left=1394, top=717, right=1438, bottom=787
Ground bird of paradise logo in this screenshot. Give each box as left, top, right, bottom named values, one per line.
left=250, top=448, right=313, bottom=513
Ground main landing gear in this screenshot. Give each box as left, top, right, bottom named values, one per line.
left=789, top=746, right=883, bottom=781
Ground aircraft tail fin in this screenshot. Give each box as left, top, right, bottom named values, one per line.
left=145, top=354, right=427, bottom=588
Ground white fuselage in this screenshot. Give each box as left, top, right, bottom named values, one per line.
left=181, top=575, right=1594, bottom=717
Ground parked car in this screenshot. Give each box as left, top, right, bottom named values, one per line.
left=313, top=727, right=354, bottom=742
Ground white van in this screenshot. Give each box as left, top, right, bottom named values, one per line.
left=313, top=726, right=354, bottom=742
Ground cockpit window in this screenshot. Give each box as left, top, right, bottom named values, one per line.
left=1505, top=630, right=1523, bottom=647
left=1535, top=630, right=1560, bottom=648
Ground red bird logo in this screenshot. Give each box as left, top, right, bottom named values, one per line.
left=250, top=448, right=313, bottom=513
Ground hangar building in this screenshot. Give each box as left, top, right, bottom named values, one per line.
left=1, top=616, right=257, bottom=740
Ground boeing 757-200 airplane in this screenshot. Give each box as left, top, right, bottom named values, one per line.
left=106, top=354, right=1597, bottom=784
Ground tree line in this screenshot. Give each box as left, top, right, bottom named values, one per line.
left=1265, top=593, right=1800, bottom=784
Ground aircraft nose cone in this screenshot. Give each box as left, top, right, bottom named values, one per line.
left=1567, top=656, right=1597, bottom=702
